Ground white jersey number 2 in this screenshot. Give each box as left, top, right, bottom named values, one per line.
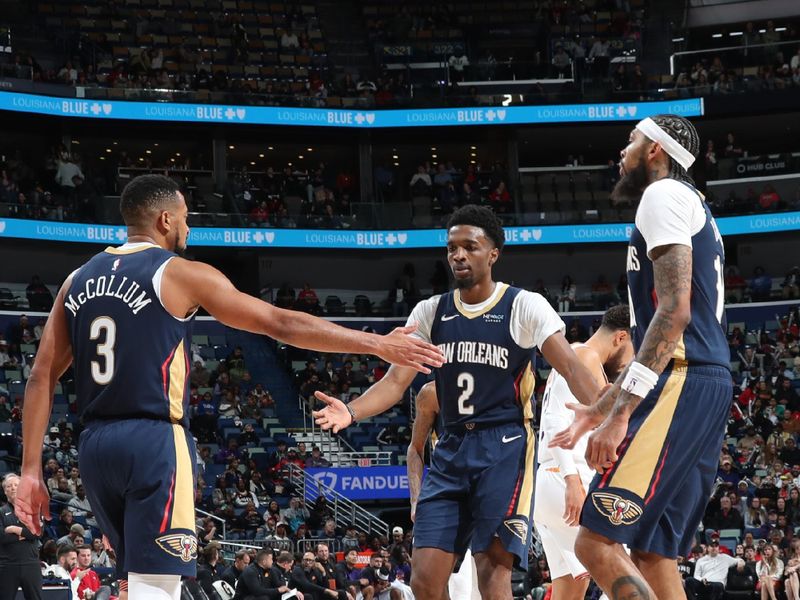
left=457, top=372, right=475, bottom=415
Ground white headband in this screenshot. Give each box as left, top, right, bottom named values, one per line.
left=635, top=117, right=696, bottom=171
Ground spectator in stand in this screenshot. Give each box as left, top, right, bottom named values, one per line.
left=750, top=267, right=773, bottom=302
left=71, top=547, right=111, bottom=600
left=782, top=267, right=800, bottom=300
left=57, top=524, right=87, bottom=549
left=297, top=283, right=322, bottom=314
left=281, top=497, right=310, bottom=531
left=745, top=497, right=769, bottom=536
left=759, top=185, right=782, bottom=211
left=410, top=166, right=432, bottom=197
left=88, top=538, right=114, bottom=570
left=196, top=543, right=224, bottom=598
left=488, top=181, right=511, bottom=213
left=305, top=446, right=331, bottom=468
left=557, top=275, right=577, bottom=313
left=705, top=140, right=718, bottom=181
left=725, top=266, right=748, bottom=302
left=756, top=543, right=783, bottom=600
left=43, top=545, right=78, bottom=582
left=724, top=133, right=745, bottom=159
left=685, top=540, right=744, bottom=600
left=706, top=494, right=745, bottom=538
left=281, top=29, right=300, bottom=50
left=190, top=360, right=210, bottom=388
left=0, top=473, right=42, bottom=600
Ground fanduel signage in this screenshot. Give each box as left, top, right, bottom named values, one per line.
left=306, top=467, right=412, bottom=500
left=0, top=211, right=797, bottom=248
left=0, top=90, right=704, bottom=128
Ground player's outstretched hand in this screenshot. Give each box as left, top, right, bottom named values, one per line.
left=14, top=474, right=51, bottom=536
left=563, top=475, right=586, bottom=527
left=549, top=403, right=604, bottom=449
left=585, top=415, right=628, bottom=474
left=313, top=392, right=353, bottom=434
left=375, top=324, right=444, bottom=374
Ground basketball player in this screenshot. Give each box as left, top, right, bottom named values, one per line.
left=551, top=115, right=732, bottom=599
left=14, top=174, right=443, bottom=600
left=533, top=305, right=633, bottom=600
left=313, top=205, right=601, bottom=600
left=407, top=381, right=480, bottom=600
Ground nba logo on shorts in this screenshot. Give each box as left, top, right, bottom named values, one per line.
left=155, top=533, right=198, bottom=562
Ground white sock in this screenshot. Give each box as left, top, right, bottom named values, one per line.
left=128, top=573, right=181, bottom=600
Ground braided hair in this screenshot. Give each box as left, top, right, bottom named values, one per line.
left=649, top=114, right=701, bottom=185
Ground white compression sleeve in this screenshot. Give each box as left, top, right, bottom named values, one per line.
left=128, top=573, right=181, bottom=600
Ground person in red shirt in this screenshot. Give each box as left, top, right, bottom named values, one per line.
left=71, top=547, right=111, bottom=600
left=758, top=184, right=781, bottom=210
left=488, top=180, right=512, bottom=213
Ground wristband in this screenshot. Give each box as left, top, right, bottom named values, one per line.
left=621, top=361, right=659, bottom=398
left=346, top=404, right=357, bottom=425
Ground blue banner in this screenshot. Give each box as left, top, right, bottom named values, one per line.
left=0, top=91, right=704, bottom=128
left=306, top=466, right=411, bottom=500
left=0, top=212, right=798, bottom=248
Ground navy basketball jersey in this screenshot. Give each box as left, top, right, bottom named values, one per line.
left=626, top=179, right=729, bottom=368
left=64, top=243, right=195, bottom=426
left=429, top=284, right=536, bottom=428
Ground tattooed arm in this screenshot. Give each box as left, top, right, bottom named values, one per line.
left=549, top=244, right=693, bottom=465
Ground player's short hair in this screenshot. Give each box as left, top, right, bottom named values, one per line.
left=600, top=305, right=630, bottom=332
left=446, top=204, right=505, bottom=252
left=648, top=114, right=700, bottom=185
left=119, top=174, right=182, bottom=227
left=57, top=544, right=77, bottom=558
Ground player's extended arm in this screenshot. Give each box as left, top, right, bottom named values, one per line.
left=407, top=383, right=437, bottom=522
left=313, top=364, right=418, bottom=433
left=540, top=333, right=602, bottom=407
left=165, top=259, right=442, bottom=373
left=17, top=281, right=75, bottom=534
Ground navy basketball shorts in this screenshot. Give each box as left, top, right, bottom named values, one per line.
left=414, top=421, right=536, bottom=566
left=580, top=362, right=733, bottom=558
left=78, top=419, right=198, bottom=579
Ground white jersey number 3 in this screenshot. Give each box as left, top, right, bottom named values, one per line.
left=457, top=372, right=475, bottom=415
left=90, top=316, right=116, bottom=385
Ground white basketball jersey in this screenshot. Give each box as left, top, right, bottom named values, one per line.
left=537, top=344, right=596, bottom=485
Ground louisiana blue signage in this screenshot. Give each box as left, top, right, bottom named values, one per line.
left=0, top=211, right=797, bottom=248
left=306, top=467, right=411, bottom=500
left=0, top=90, right=704, bottom=128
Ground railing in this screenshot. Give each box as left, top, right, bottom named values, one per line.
left=298, top=393, right=357, bottom=459
left=216, top=537, right=348, bottom=555
left=196, top=507, right=227, bottom=540
left=287, top=463, right=390, bottom=538
left=333, top=452, right=393, bottom=467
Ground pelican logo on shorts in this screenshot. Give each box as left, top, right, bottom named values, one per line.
left=155, top=533, right=198, bottom=562
left=503, top=518, right=529, bottom=543
left=591, top=492, right=643, bottom=526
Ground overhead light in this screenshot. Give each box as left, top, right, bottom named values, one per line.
left=176, top=152, right=181, bottom=157
left=145, top=150, right=152, bottom=154
left=298, top=155, right=304, bottom=159
left=259, top=153, right=265, bottom=158
left=711, top=33, right=722, bottom=38
left=470, top=152, right=476, bottom=157
left=250, top=161, right=256, bottom=165
left=758, top=29, right=766, bottom=33
left=672, top=37, right=685, bottom=42
left=99, top=156, right=105, bottom=160
left=287, top=162, right=293, bottom=166
left=306, top=147, right=313, bottom=152
left=393, top=162, right=399, bottom=166
left=268, top=146, right=274, bottom=150
left=170, top=158, right=175, bottom=162
left=392, top=154, right=399, bottom=159
left=72, top=140, right=80, bottom=145
left=153, top=143, right=159, bottom=146
left=431, top=154, right=437, bottom=158
left=112, top=141, right=118, bottom=145
left=470, top=145, right=476, bottom=150
left=729, top=31, right=743, bottom=36
left=776, top=27, right=787, bottom=32
left=105, top=148, right=112, bottom=153
left=430, top=147, right=436, bottom=150
left=229, top=145, right=235, bottom=149
left=470, top=160, right=476, bottom=164
left=138, top=157, right=144, bottom=162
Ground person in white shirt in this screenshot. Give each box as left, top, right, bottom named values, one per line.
left=756, top=543, right=784, bottom=600
left=534, top=305, right=633, bottom=600
left=685, top=541, right=744, bottom=599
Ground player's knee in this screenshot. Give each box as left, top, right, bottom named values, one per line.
left=390, top=589, right=403, bottom=600
left=573, top=531, right=599, bottom=569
